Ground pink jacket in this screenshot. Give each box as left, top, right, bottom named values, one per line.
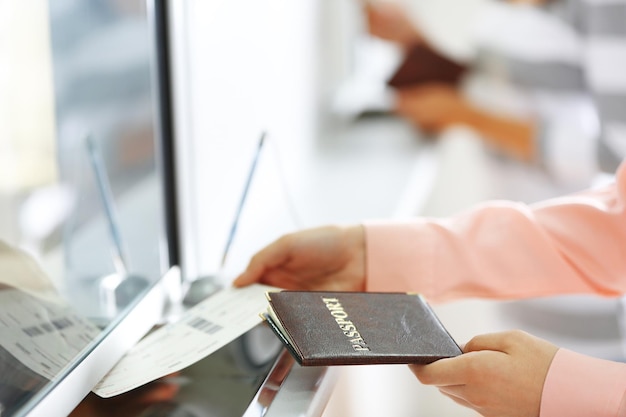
left=365, top=161, right=626, bottom=416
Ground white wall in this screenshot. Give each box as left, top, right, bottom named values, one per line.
left=169, top=0, right=322, bottom=282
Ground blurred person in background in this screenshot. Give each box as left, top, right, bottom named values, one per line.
left=366, top=0, right=623, bottom=189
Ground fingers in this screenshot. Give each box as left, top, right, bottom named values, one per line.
left=463, top=330, right=550, bottom=355
left=463, top=331, right=522, bottom=354
left=409, top=336, right=513, bottom=387
left=364, top=2, right=421, bottom=46
left=232, top=255, right=263, bottom=287
left=410, top=332, right=557, bottom=417
left=409, top=355, right=471, bottom=386
left=233, top=236, right=291, bottom=287
left=233, top=225, right=365, bottom=291
left=394, top=84, right=463, bottom=131
left=410, top=331, right=557, bottom=387
left=232, top=264, right=263, bottom=287
left=438, top=387, right=472, bottom=409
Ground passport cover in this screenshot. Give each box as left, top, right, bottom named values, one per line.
left=387, top=43, right=467, bottom=89
left=263, top=291, right=462, bottom=366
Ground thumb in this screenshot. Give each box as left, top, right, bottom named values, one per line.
left=462, top=330, right=530, bottom=354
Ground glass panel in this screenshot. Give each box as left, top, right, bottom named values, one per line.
left=48, top=0, right=166, bottom=325
left=0, top=0, right=168, bottom=415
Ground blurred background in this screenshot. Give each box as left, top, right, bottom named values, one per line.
left=2, top=0, right=623, bottom=416
left=1, top=0, right=168, bottom=325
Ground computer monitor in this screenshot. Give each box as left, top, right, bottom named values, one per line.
left=1, top=1, right=337, bottom=415
left=0, top=1, right=333, bottom=416
left=1, top=0, right=176, bottom=415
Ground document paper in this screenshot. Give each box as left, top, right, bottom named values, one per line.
left=0, top=289, right=101, bottom=380
left=93, top=284, right=277, bottom=397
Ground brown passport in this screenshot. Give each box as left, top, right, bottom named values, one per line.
left=387, top=43, right=467, bottom=89
left=262, top=291, right=462, bottom=366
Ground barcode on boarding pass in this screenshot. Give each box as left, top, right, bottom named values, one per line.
left=187, top=317, right=223, bottom=335
left=22, top=318, right=74, bottom=337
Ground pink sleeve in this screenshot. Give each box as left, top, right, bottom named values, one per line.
left=364, top=160, right=626, bottom=302
left=364, top=160, right=626, bottom=416
left=541, top=349, right=626, bottom=417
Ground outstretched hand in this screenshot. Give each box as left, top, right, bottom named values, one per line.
left=409, top=330, right=558, bottom=417
left=364, top=2, right=422, bottom=47
left=233, top=225, right=366, bottom=292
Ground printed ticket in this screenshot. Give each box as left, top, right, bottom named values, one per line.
left=93, top=283, right=277, bottom=397
left=0, top=289, right=101, bottom=380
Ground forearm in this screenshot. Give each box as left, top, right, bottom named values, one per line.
left=463, top=106, right=537, bottom=162
left=364, top=162, right=626, bottom=302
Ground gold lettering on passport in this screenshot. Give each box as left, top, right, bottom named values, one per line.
left=322, top=297, right=371, bottom=352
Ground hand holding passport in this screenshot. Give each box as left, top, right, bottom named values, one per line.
left=363, top=1, right=468, bottom=90
left=262, top=290, right=462, bottom=366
